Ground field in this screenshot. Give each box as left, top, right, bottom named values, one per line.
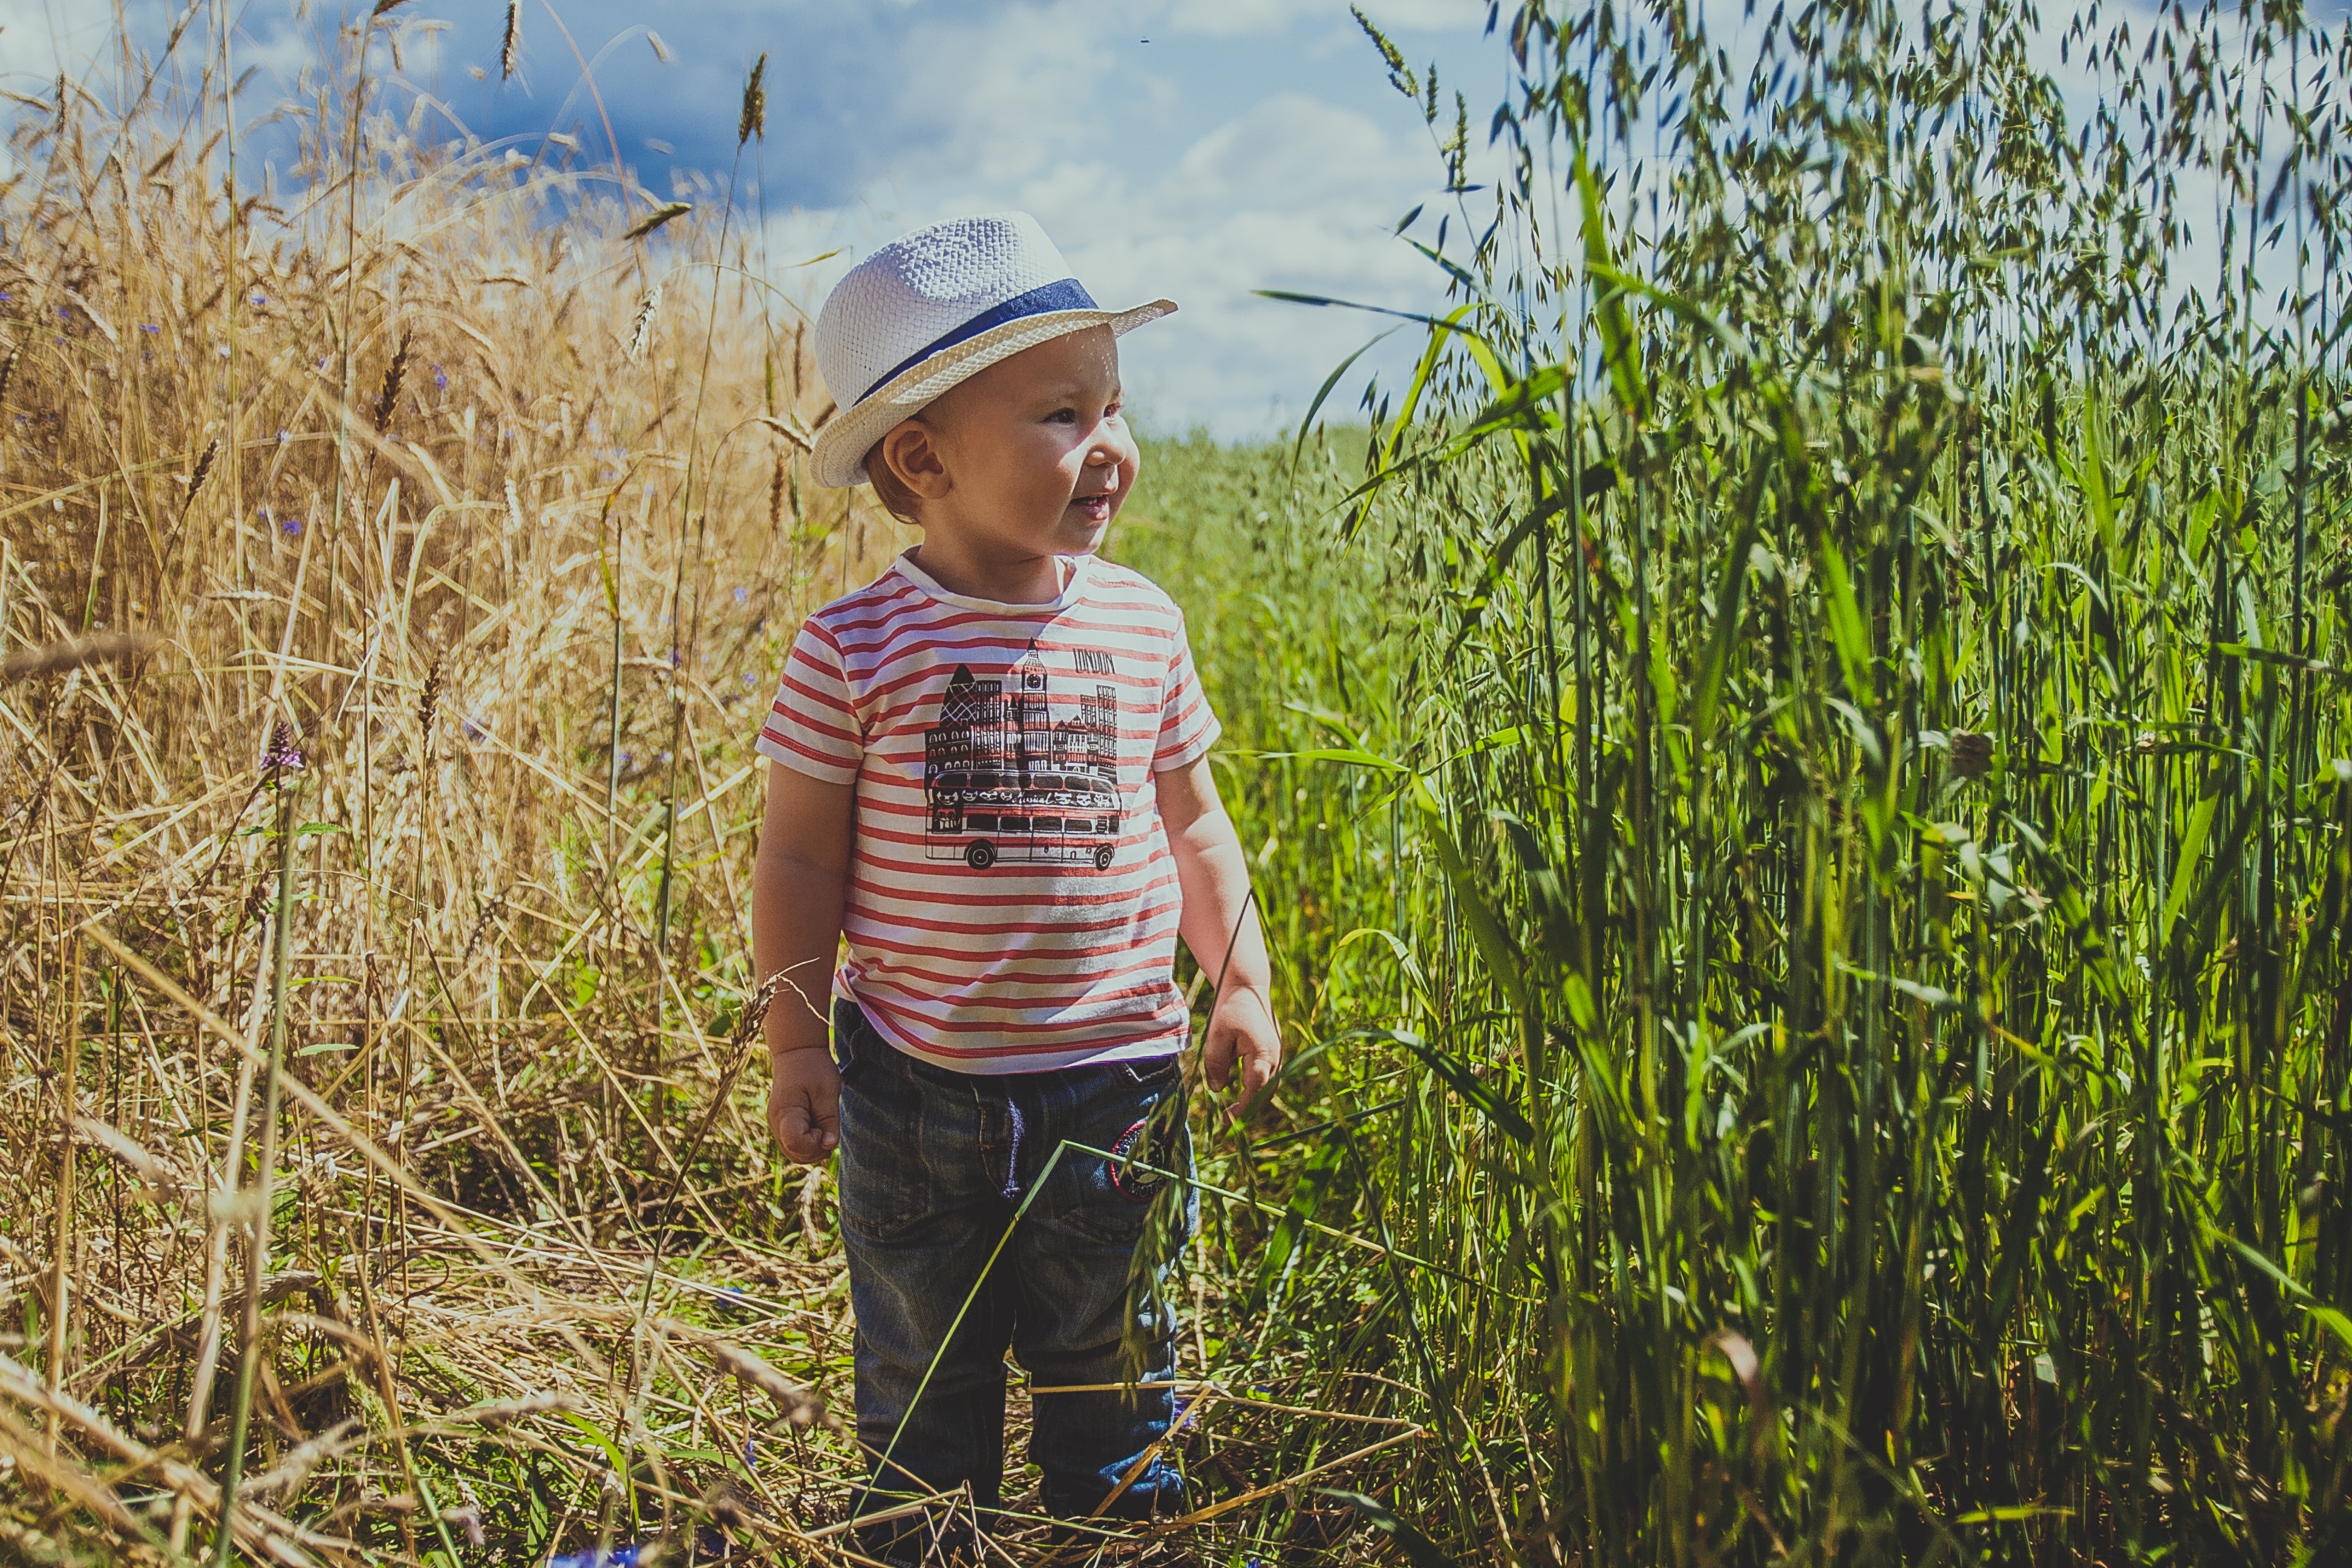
left=3, top=1, right=2351, bottom=1564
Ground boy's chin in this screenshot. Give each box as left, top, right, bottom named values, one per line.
left=1056, top=517, right=1112, bottom=553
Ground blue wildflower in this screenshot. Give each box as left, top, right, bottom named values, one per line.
left=548, top=1547, right=642, bottom=1568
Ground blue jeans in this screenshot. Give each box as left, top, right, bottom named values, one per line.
left=832, top=1000, right=1192, bottom=1550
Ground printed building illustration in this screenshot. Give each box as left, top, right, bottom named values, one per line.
left=923, top=644, right=1122, bottom=870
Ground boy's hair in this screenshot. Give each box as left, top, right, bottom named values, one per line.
left=863, top=430, right=923, bottom=524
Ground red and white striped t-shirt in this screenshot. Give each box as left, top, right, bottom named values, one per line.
left=757, top=550, right=1219, bottom=1073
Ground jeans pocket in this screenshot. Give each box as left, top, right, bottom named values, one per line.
left=831, top=998, right=872, bottom=1085
left=835, top=1030, right=935, bottom=1241
left=1056, top=1087, right=1191, bottom=1250
left=1121, top=1053, right=1182, bottom=1087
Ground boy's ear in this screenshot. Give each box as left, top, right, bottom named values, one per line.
left=878, top=418, right=950, bottom=500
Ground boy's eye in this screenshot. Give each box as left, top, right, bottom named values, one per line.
left=1045, top=407, right=1077, bottom=424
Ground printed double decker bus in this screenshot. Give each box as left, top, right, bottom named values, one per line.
left=923, top=766, right=1122, bottom=870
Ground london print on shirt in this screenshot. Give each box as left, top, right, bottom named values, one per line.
left=922, top=641, right=1123, bottom=872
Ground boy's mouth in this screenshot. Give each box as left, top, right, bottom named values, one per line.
left=1070, top=491, right=1114, bottom=524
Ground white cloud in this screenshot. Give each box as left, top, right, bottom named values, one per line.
left=0, top=0, right=118, bottom=86
left=769, top=22, right=1465, bottom=439
left=1164, top=0, right=1486, bottom=38
left=0, top=1, right=177, bottom=179
left=769, top=89, right=1449, bottom=437
left=890, top=1, right=1127, bottom=188
left=1027, top=92, right=1443, bottom=434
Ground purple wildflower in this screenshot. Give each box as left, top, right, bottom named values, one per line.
left=432, top=364, right=448, bottom=390
left=140, top=322, right=160, bottom=334
left=281, top=517, right=304, bottom=537
left=261, top=720, right=304, bottom=781
left=733, top=586, right=748, bottom=604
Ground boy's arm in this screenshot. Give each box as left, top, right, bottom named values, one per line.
left=753, top=760, right=855, bottom=1162
left=1155, top=754, right=1281, bottom=1118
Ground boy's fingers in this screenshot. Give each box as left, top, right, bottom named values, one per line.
left=1201, top=1028, right=1235, bottom=1091
left=1215, top=1033, right=1263, bottom=1121
left=1230, top=1056, right=1271, bottom=1118
left=779, top=1105, right=835, bottom=1164
left=1218, top=1025, right=1281, bottom=1122
left=808, top=1079, right=841, bottom=1153
left=770, top=1082, right=840, bottom=1164
left=1253, top=1032, right=1282, bottom=1080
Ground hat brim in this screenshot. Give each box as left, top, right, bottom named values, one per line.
left=809, top=300, right=1176, bottom=489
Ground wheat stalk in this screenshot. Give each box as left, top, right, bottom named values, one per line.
left=626, top=284, right=661, bottom=361
left=499, top=1, right=520, bottom=81
left=373, top=329, right=410, bottom=432
left=739, top=53, right=767, bottom=147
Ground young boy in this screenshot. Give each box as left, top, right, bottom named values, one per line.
left=750, top=212, right=1279, bottom=1561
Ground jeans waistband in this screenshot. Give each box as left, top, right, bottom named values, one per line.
left=832, top=997, right=1180, bottom=1093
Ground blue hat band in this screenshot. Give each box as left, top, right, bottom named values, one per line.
left=857, top=277, right=1100, bottom=405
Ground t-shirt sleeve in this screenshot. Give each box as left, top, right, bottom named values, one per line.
left=756, top=619, right=863, bottom=784
left=1151, top=610, right=1221, bottom=773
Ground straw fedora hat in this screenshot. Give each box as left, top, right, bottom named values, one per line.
left=808, top=212, right=1175, bottom=489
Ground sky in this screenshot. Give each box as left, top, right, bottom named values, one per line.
left=0, top=0, right=1510, bottom=439
left=11, top=2, right=2336, bottom=436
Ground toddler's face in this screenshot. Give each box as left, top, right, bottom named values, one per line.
left=910, top=325, right=1138, bottom=560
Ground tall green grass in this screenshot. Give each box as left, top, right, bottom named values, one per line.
left=1123, top=1, right=2352, bottom=1561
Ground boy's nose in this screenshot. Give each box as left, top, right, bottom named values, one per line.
left=1089, top=426, right=1135, bottom=467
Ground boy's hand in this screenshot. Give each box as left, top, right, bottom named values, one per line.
left=768, top=1048, right=841, bottom=1164
left=1203, top=986, right=1281, bottom=1120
